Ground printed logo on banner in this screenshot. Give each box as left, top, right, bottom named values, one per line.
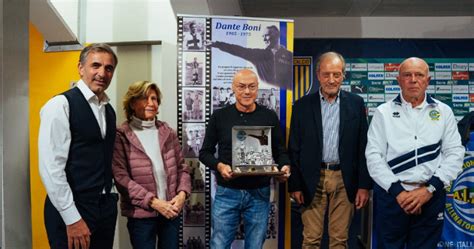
left=368, top=94, right=385, bottom=102
left=348, top=72, right=368, bottom=80
left=469, top=63, right=474, bottom=71
left=452, top=71, right=469, bottom=80
left=340, top=85, right=351, bottom=92
left=435, top=63, right=452, bottom=71
left=430, top=71, right=436, bottom=79
left=385, top=94, right=398, bottom=101
left=435, top=94, right=452, bottom=104
left=368, top=63, right=384, bottom=71
left=368, top=107, right=377, bottom=117
left=368, top=85, right=385, bottom=93
left=427, top=85, right=436, bottom=94
left=351, top=85, right=366, bottom=93
left=384, top=63, right=399, bottom=72
left=452, top=63, right=468, bottom=71
left=443, top=156, right=474, bottom=238
left=384, top=72, right=398, bottom=80
left=452, top=85, right=469, bottom=93
left=428, top=63, right=435, bottom=71
left=452, top=108, right=469, bottom=116
left=452, top=94, right=469, bottom=102
left=435, top=85, right=452, bottom=94
left=350, top=80, right=362, bottom=85
left=470, top=94, right=474, bottom=102
left=368, top=72, right=384, bottom=80
left=345, top=63, right=351, bottom=72
left=351, top=63, right=368, bottom=71
left=436, top=72, right=452, bottom=80
left=385, top=85, right=400, bottom=94
left=357, top=93, right=368, bottom=102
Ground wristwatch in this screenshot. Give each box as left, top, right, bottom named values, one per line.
left=426, top=184, right=436, bottom=194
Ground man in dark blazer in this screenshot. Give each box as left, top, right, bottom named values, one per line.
left=288, top=52, right=372, bottom=249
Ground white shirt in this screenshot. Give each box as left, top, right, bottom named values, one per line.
left=38, top=80, right=110, bottom=225
left=365, top=93, right=464, bottom=192
left=129, top=116, right=168, bottom=200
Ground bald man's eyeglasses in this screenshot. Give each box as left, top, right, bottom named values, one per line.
left=235, top=84, right=258, bottom=92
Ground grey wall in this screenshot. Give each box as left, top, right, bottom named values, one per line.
left=1, top=0, right=32, bottom=248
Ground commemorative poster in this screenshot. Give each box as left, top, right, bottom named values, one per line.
left=177, top=14, right=294, bottom=249
left=292, top=56, right=474, bottom=249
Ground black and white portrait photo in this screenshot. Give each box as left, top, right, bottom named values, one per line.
left=182, top=88, right=205, bottom=122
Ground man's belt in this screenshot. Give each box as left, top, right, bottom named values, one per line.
left=321, top=162, right=341, bottom=171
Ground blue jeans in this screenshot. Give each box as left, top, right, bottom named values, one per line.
left=127, top=216, right=180, bottom=249
left=211, top=185, right=271, bottom=249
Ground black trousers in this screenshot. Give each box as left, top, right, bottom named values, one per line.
left=44, top=193, right=118, bottom=249
left=374, top=184, right=445, bottom=249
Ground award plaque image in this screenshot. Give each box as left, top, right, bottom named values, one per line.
left=231, top=126, right=283, bottom=176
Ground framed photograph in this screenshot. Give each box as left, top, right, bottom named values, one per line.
left=185, top=158, right=206, bottom=192
left=182, top=17, right=206, bottom=51
left=182, top=88, right=205, bottom=122
left=183, top=52, right=205, bottom=86
left=183, top=193, right=206, bottom=226
left=182, top=123, right=206, bottom=158
left=231, top=126, right=282, bottom=175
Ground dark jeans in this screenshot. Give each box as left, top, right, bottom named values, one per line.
left=44, top=193, right=118, bottom=249
left=127, top=216, right=180, bottom=249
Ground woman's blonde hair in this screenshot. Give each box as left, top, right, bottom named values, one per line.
left=123, top=81, right=162, bottom=122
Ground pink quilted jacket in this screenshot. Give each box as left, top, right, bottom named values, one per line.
left=112, top=120, right=191, bottom=218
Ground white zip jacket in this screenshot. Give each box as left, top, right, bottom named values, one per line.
left=365, top=93, right=464, bottom=197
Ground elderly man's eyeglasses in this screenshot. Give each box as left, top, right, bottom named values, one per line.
left=235, top=84, right=258, bottom=92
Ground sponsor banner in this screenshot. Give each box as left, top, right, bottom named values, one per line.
left=368, top=63, right=384, bottom=71
left=384, top=85, right=400, bottom=94
left=382, top=80, right=395, bottom=85
left=384, top=63, right=399, bottom=72
left=452, top=71, right=469, bottom=80
left=452, top=94, right=469, bottom=102
left=452, top=63, right=469, bottom=71
left=430, top=71, right=436, bottom=79
left=351, top=63, right=368, bottom=71
left=435, top=63, right=452, bottom=71
left=438, top=155, right=474, bottom=249
left=368, top=94, right=385, bottom=103
left=384, top=72, right=398, bottom=80
left=436, top=72, right=452, bottom=80
left=469, top=63, right=474, bottom=71
left=452, top=85, right=469, bottom=93
left=435, top=85, right=452, bottom=94
left=470, top=94, right=474, bottom=102
left=368, top=72, right=384, bottom=80
left=469, top=86, right=474, bottom=93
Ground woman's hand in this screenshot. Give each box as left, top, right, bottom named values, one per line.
left=149, top=197, right=179, bottom=219
left=170, top=191, right=187, bottom=213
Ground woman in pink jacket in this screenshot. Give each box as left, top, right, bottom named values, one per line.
left=112, top=81, right=191, bottom=249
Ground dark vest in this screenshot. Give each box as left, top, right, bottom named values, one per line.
left=62, top=87, right=116, bottom=196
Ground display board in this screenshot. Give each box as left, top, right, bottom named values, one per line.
left=177, top=14, right=293, bottom=249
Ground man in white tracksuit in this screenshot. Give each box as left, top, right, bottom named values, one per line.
left=366, top=57, right=464, bottom=249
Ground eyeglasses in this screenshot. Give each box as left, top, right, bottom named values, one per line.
left=235, top=84, right=258, bottom=92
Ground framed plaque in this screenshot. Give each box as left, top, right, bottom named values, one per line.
left=231, top=126, right=283, bottom=176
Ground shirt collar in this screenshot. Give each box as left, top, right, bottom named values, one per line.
left=76, top=79, right=110, bottom=105
left=319, top=88, right=340, bottom=104
left=395, top=92, right=436, bottom=109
